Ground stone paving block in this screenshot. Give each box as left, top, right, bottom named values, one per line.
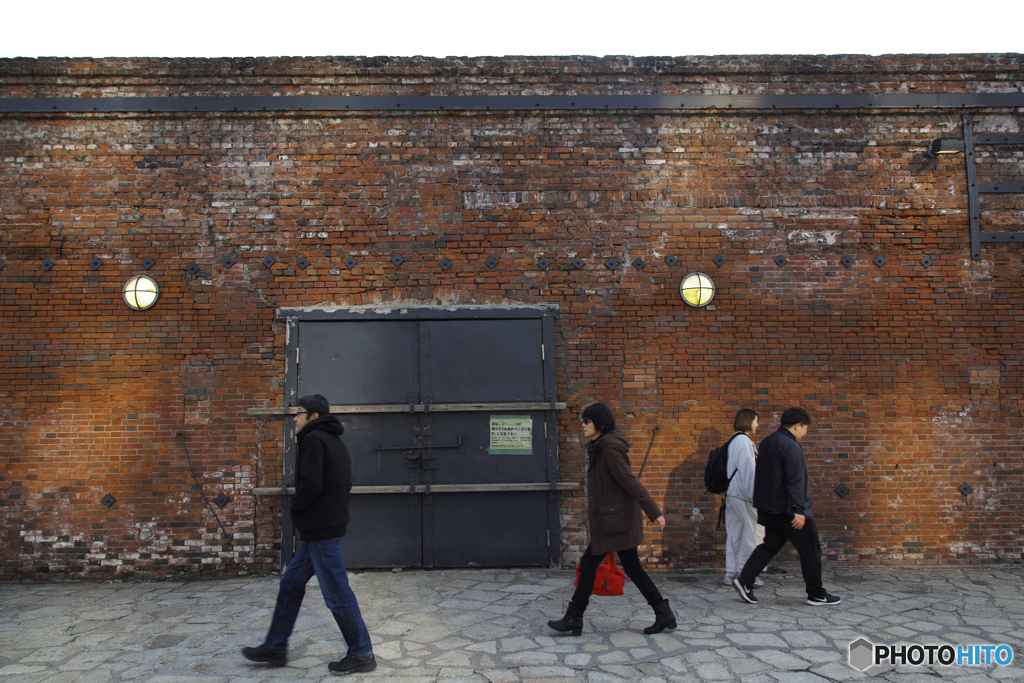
left=608, top=632, right=647, bottom=648
left=596, top=651, right=629, bottom=664
left=503, top=652, right=560, bottom=666
left=566, top=653, right=593, bottom=666
left=790, top=648, right=842, bottom=664
left=750, top=649, right=812, bottom=670
left=766, top=672, right=832, bottom=683
left=479, top=669, right=520, bottom=683
left=726, top=633, right=788, bottom=648
left=727, top=656, right=773, bottom=675
left=520, top=666, right=580, bottom=678
left=809, top=662, right=869, bottom=680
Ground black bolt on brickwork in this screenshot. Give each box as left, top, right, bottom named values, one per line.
left=296, top=256, right=310, bottom=269
left=958, top=482, right=974, bottom=496
left=101, top=494, right=116, bottom=508
left=42, top=258, right=55, bottom=271
left=185, top=261, right=200, bottom=275
left=262, top=255, right=276, bottom=269
left=571, top=258, right=586, bottom=270
left=485, top=255, right=499, bottom=269
left=841, top=255, right=855, bottom=269
left=344, top=256, right=357, bottom=269
left=537, top=257, right=550, bottom=270
left=141, top=257, right=155, bottom=270
left=0, top=260, right=5, bottom=271
left=439, top=257, right=452, bottom=271
left=605, top=257, right=618, bottom=270
left=632, top=257, right=645, bottom=269
left=834, top=484, right=851, bottom=498
left=214, top=493, right=230, bottom=508
left=89, top=257, right=103, bottom=270
left=665, top=255, right=678, bottom=267
left=774, top=255, right=787, bottom=267
left=920, top=255, right=933, bottom=267
left=713, top=254, right=726, bottom=267
left=873, top=254, right=887, bottom=268
left=391, top=254, right=404, bottom=267
left=221, top=256, right=236, bottom=269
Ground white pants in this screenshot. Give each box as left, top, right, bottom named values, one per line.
left=724, top=496, right=760, bottom=577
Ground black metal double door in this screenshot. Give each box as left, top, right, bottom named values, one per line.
left=283, top=309, right=561, bottom=568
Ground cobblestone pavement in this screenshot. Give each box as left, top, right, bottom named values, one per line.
left=1, top=565, right=1022, bottom=682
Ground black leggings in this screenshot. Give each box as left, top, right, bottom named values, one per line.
left=571, top=545, right=664, bottom=609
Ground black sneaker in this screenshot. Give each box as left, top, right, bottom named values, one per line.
left=241, top=644, right=287, bottom=667
left=732, top=578, right=758, bottom=604
left=806, top=593, right=842, bottom=606
left=328, top=653, right=377, bottom=676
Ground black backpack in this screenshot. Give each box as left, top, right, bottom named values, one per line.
left=704, top=432, right=742, bottom=494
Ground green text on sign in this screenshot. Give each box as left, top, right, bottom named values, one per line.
left=489, top=415, right=533, bottom=454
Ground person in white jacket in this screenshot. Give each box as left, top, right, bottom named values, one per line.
left=723, top=409, right=764, bottom=586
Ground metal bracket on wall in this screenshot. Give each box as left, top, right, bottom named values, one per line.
left=963, top=115, right=1024, bottom=259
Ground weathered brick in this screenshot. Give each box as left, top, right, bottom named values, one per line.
left=0, top=55, right=1022, bottom=579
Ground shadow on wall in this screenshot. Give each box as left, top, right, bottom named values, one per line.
left=661, top=426, right=725, bottom=566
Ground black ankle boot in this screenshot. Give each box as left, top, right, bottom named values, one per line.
left=644, top=599, right=677, bottom=634
left=547, top=602, right=585, bottom=636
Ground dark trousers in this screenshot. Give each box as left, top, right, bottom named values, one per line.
left=263, top=539, right=373, bottom=657
left=571, top=545, right=664, bottom=610
left=738, top=517, right=825, bottom=599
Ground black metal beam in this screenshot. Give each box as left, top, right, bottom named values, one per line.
left=974, top=134, right=1024, bottom=145
left=964, top=115, right=984, bottom=260
left=2, top=92, right=1024, bottom=114
left=977, top=183, right=1024, bottom=193
left=979, top=233, right=1024, bottom=242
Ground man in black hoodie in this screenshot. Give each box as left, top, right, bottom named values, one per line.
left=242, top=394, right=376, bottom=676
left=732, top=407, right=841, bottom=607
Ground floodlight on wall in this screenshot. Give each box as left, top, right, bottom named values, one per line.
left=925, top=138, right=965, bottom=158
left=680, top=272, right=715, bottom=307
left=123, top=275, right=160, bottom=310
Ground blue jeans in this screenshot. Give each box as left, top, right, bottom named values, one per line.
left=263, top=538, right=373, bottom=657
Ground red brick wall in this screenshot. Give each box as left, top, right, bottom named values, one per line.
left=1, top=56, right=1022, bottom=578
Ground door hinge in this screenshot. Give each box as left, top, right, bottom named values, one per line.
left=541, top=344, right=545, bottom=361
left=544, top=422, right=548, bottom=438
left=547, top=530, right=550, bottom=548
left=295, top=348, right=299, bottom=364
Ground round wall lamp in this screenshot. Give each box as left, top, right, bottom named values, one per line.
left=680, top=272, right=715, bottom=307
left=123, top=275, right=160, bottom=310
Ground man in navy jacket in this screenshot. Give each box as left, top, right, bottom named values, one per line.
left=243, top=394, right=376, bottom=676
left=732, top=407, right=841, bottom=606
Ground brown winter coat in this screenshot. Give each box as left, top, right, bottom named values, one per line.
left=586, top=430, right=663, bottom=555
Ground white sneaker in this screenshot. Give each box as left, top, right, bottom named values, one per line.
left=723, top=574, right=735, bottom=586
left=754, top=577, right=765, bottom=587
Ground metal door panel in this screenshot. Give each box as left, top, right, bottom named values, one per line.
left=339, top=494, right=422, bottom=568
left=339, top=413, right=421, bottom=487
left=427, top=411, right=547, bottom=485
left=424, top=320, right=544, bottom=403
left=427, top=492, right=550, bottom=567
left=298, top=321, right=419, bottom=405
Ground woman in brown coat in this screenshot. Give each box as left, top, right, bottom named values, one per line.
left=548, top=403, right=677, bottom=636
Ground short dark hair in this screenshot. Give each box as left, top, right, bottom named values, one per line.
left=297, top=394, right=330, bottom=418
left=734, top=408, right=758, bottom=433
left=780, top=407, right=811, bottom=428
left=580, top=403, right=616, bottom=435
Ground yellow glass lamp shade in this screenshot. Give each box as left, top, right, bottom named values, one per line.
left=123, top=275, right=160, bottom=310
left=680, top=272, right=715, bottom=307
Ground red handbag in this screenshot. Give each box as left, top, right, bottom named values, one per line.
left=575, top=553, right=625, bottom=596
